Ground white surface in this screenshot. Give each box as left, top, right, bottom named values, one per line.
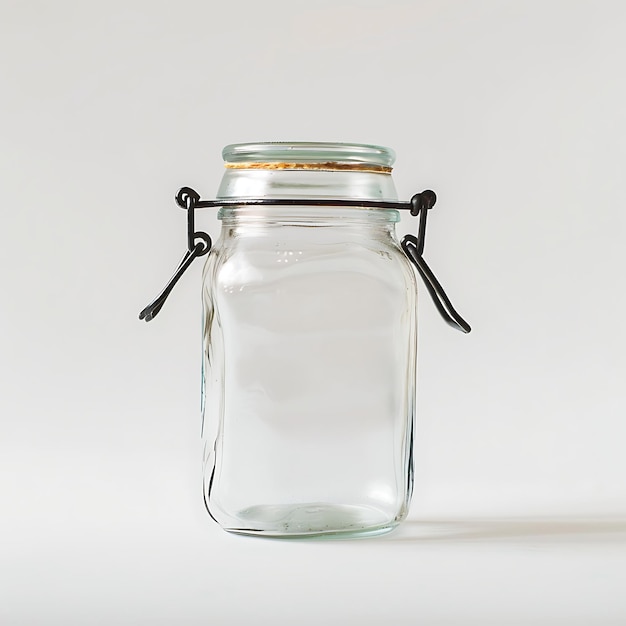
left=5, top=511, right=626, bottom=625
left=2, top=0, right=626, bottom=623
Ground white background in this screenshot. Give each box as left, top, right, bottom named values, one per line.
left=2, top=0, right=626, bottom=624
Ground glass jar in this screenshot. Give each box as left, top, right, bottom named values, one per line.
left=201, top=143, right=418, bottom=538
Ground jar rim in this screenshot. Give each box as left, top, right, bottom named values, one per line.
left=222, top=142, right=396, bottom=168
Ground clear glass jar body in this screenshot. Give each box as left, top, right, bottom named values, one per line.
left=201, top=144, right=417, bottom=538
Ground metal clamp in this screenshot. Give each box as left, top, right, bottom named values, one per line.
left=138, top=188, right=212, bottom=322
left=139, top=187, right=471, bottom=333
left=400, top=191, right=470, bottom=333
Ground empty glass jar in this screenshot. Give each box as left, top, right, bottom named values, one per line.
left=201, top=143, right=418, bottom=537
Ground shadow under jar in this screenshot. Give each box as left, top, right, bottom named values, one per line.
left=201, top=143, right=418, bottom=538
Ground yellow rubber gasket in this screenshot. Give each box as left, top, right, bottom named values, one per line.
left=225, top=162, right=392, bottom=173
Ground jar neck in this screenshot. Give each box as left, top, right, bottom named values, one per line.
left=216, top=143, right=401, bottom=239
left=218, top=206, right=400, bottom=228
left=217, top=169, right=398, bottom=202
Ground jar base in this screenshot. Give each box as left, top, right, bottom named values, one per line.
left=218, top=503, right=401, bottom=539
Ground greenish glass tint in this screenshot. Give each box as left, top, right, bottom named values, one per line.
left=202, top=143, right=417, bottom=538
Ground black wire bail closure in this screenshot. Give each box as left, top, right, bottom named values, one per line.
left=139, top=188, right=471, bottom=333
left=401, top=191, right=471, bottom=333
left=138, top=188, right=212, bottom=322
